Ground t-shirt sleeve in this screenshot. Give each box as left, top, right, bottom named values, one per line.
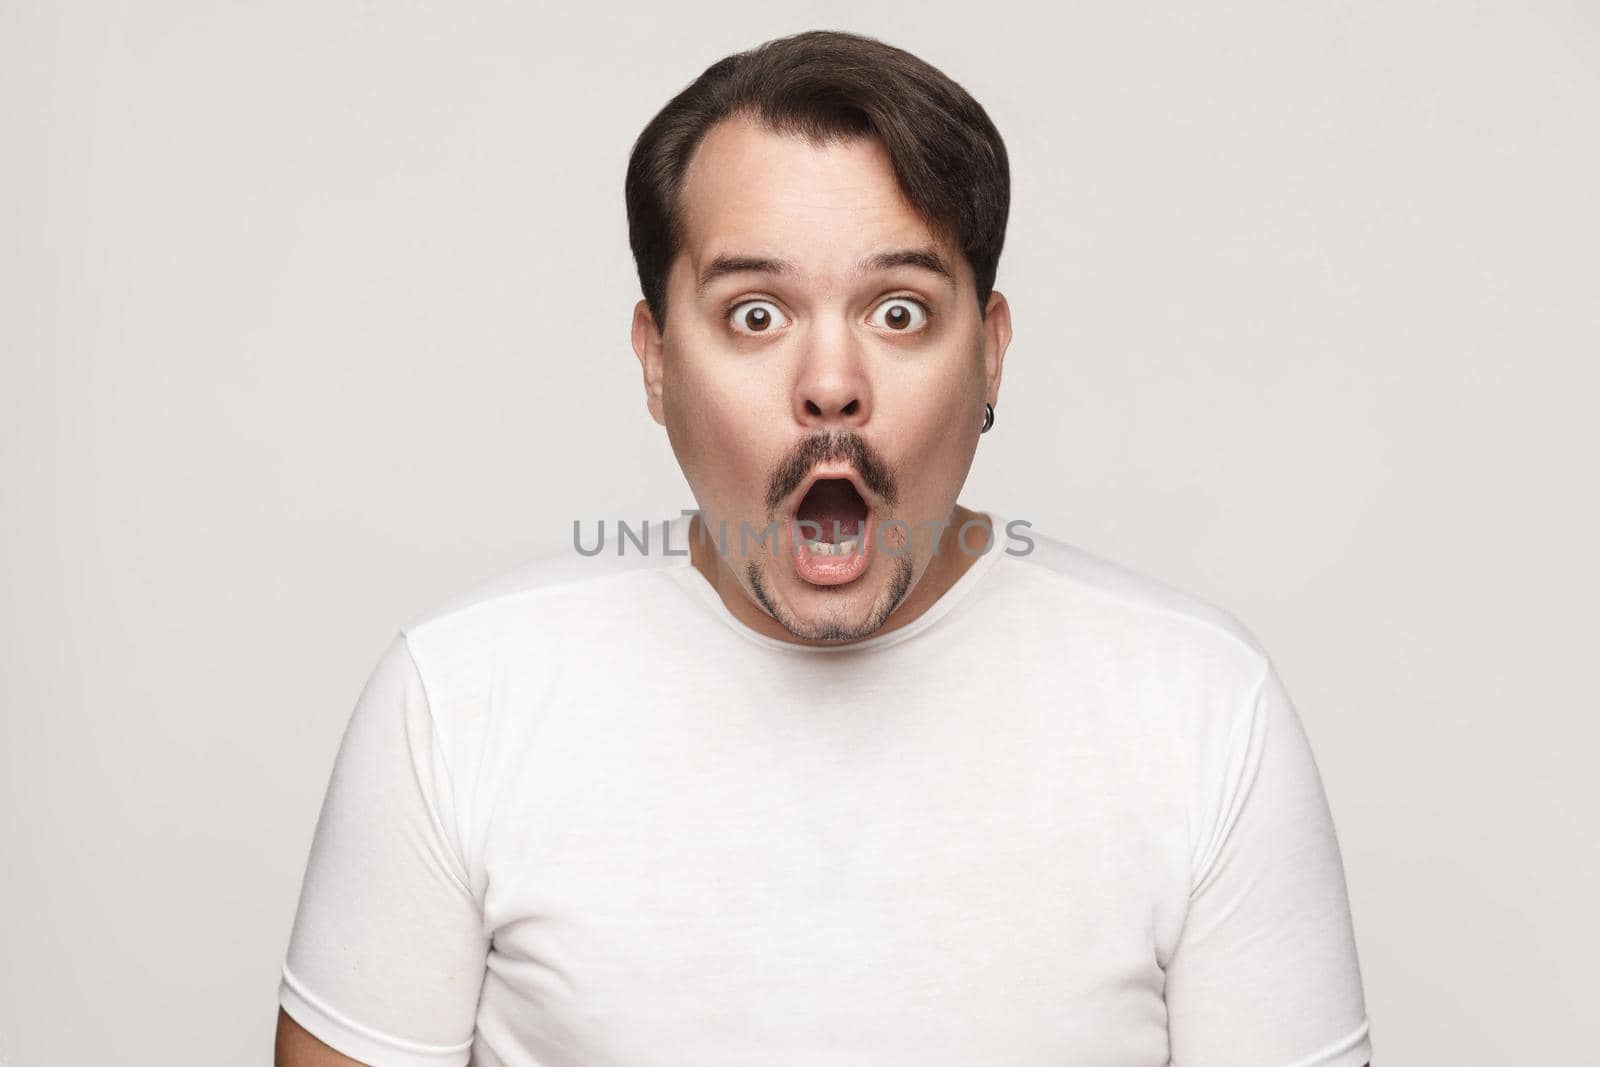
left=1163, top=663, right=1373, bottom=1067
left=278, top=633, right=490, bottom=1066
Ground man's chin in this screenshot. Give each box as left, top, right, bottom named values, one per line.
left=745, top=552, right=916, bottom=644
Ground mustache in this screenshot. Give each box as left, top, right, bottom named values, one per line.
left=766, top=430, right=898, bottom=515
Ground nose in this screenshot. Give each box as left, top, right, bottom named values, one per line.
left=792, top=343, right=872, bottom=430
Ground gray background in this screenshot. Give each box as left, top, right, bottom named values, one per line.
left=3, top=2, right=1596, bottom=1063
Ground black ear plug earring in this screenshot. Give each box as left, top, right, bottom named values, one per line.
left=980, top=402, right=995, bottom=434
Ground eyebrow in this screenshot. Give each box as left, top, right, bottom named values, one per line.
left=694, top=247, right=956, bottom=297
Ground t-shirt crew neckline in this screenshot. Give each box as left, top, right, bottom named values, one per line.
left=665, top=509, right=1008, bottom=655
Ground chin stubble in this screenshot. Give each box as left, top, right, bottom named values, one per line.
left=745, top=553, right=916, bottom=643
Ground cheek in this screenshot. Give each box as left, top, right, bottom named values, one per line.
left=890, top=357, right=984, bottom=469
left=661, top=349, right=774, bottom=506
left=660, top=332, right=720, bottom=457
left=869, top=386, right=982, bottom=526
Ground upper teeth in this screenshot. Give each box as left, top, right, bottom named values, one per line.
left=805, top=538, right=859, bottom=557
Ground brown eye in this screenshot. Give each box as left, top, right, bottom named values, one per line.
left=728, top=299, right=789, bottom=335
left=871, top=297, right=929, bottom=333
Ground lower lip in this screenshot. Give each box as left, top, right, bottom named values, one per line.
left=786, top=514, right=874, bottom=587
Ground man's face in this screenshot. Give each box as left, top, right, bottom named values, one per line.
left=632, top=114, right=1008, bottom=642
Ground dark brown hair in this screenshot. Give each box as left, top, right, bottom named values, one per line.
left=624, top=29, right=1010, bottom=329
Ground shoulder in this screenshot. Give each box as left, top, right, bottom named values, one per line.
left=377, top=525, right=693, bottom=771
left=986, top=523, right=1289, bottom=849
left=397, top=522, right=690, bottom=673
left=989, top=520, right=1273, bottom=694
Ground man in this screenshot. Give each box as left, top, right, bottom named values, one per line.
left=277, top=29, right=1373, bottom=1067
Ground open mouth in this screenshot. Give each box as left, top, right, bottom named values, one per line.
left=787, top=476, right=874, bottom=586
left=796, top=478, right=870, bottom=553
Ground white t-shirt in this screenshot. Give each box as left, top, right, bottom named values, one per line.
left=278, top=512, right=1372, bottom=1067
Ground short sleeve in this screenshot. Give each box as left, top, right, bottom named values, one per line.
left=1164, top=664, right=1373, bottom=1067
left=278, top=634, right=490, bottom=1066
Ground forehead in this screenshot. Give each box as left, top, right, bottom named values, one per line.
left=674, top=114, right=957, bottom=284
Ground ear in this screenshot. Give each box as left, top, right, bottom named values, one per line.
left=981, top=289, right=1013, bottom=406
left=630, top=299, right=666, bottom=426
